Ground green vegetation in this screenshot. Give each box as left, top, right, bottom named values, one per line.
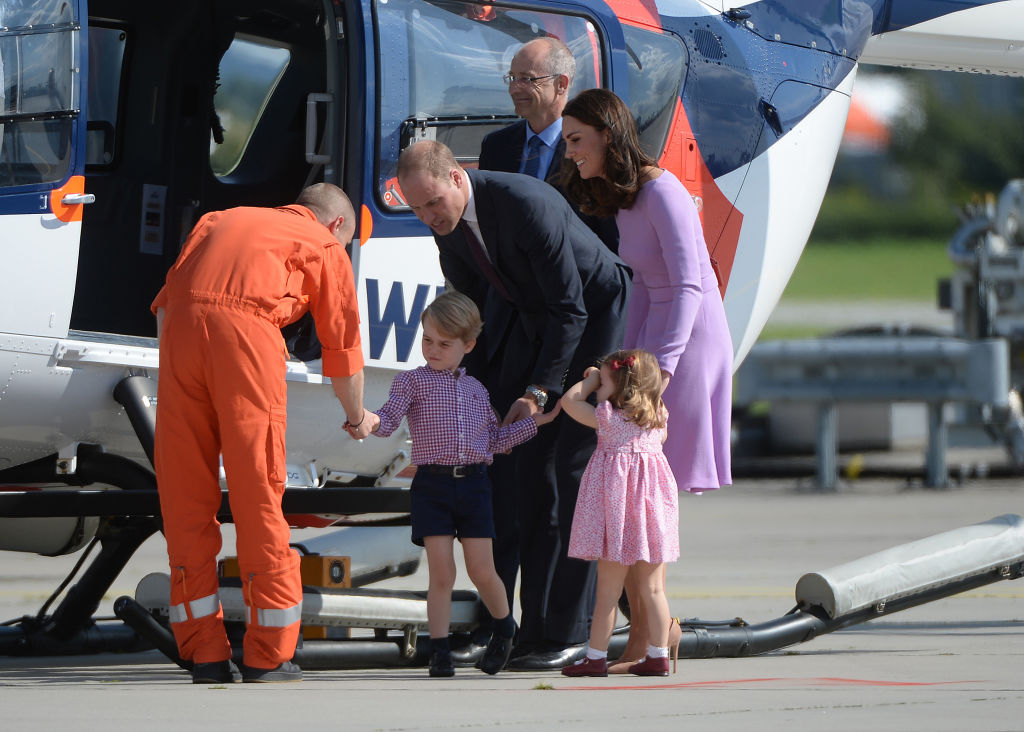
left=809, top=187, right=958, bottom=242
left=780, top=237, right=952, bottom=301
left=758, top=237, right=954, bottom=341
left=758, top=322, right=834, bottom=341
left=752, top=69, right=1024, bottom=342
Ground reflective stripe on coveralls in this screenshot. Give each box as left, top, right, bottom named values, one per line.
left=168, top=593, right=221, bottom=625
left=248, top=604, right=304, bottom=628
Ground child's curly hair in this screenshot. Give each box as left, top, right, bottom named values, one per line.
left=600, top=349, right=667, bottom=430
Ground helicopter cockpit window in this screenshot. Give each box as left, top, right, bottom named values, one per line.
left=622, top=24, right=688, bottom=161
left=375, top=0, right=603, bottom=210
left=0, top=0, right=79, bottom=188
left=209, top=37, right=290, bottom=178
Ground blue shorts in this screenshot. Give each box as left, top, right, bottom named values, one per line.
left=409, top=464, right=494, bottom=547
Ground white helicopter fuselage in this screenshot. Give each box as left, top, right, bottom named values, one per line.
left=2, top=0, right=1024, bottom=559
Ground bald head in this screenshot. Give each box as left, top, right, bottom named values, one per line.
left=296, top=183, right=354, bottom=226
left=296, top=183, right=356, bottom=244
left=508, top=37, right=575, bottom=130
left=516, top=37, right=575, bottom=81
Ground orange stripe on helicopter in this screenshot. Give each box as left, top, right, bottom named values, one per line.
left=608, top=4, right=742, bottom=295
left=657, top=99, right=741, bottom=296
left=606, top=0, right=661, bottom=28
left=49, top=175, right=87, bottom=223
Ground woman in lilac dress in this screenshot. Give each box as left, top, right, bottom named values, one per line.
left=560, top=88, right=732, bottom=670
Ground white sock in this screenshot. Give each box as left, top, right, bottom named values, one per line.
left=647, top=645, right=668, bottom=659
left=585, top=646, right=608, bottom=661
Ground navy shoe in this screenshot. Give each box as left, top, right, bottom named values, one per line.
left=240, top=660, right=303, bottom=683
left=429, top=651, right=456, bottom=678
left=191, top=660, right=241, bottom=684
left=450, top=641, right=487, bottom=667
left=478, top=624, right=517, bottom=675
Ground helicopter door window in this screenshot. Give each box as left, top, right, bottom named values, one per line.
left=84, top=26, right=126, bottom=167
left=0, top=1, right=79, bottom=189
left=622, top=24, right=688, bottom=161
left=209, top=37, right=290, bottom=178
left=375, top=0, right=604, bottom=209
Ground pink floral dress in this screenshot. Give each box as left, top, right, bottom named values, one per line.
left=568, top=401, right=679, bottom=564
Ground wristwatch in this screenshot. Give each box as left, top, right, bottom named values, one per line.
left=525, top=385, right=548, bottom=409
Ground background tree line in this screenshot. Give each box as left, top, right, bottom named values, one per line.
left=811, top=69, right=1024, bottom=242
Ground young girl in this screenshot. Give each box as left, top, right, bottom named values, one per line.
left=559, top=349, right=679, bottom=677
left=370, top=291, right=560, bottom=677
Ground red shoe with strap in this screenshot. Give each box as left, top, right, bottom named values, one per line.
left=628, top=655, right=670, bottom=677
left=561, top=656, right=608, bottom=677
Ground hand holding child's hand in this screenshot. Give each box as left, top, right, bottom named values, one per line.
left=502, top=396, right=539, bottom=426
left=531, top=401, right=562, bottom=427
left=344, top=411, right=379, bottom=440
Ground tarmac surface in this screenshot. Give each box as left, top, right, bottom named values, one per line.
left=1, top=452, right=1022, bottom=731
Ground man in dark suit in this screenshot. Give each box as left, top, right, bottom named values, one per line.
left=470, top=37, right=618, bottom=669
left=479, top=37, right=617, bottom=252
left=398, top=140, right=630, bottom=670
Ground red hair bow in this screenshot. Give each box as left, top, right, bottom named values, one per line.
left=610, top=355, right=635, bottom=370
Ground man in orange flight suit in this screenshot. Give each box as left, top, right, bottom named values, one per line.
left=151, top=183, right=374, bottom=684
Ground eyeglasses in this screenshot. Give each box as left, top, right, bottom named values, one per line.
left=502, top=73, right=557, bottom=87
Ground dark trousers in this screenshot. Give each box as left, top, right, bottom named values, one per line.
left=484, top=269, right=630, bottom=647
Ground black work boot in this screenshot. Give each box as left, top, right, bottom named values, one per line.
left=191, top=660, right=241, bottom=684
left=240, top=660, right=303, bottom=683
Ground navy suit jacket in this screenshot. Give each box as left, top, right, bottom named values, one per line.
left=435, top=169, right=627, bottom=395
left=479, top=119, right=565, bottom=185
left=479, top=120, right=619, bottom=253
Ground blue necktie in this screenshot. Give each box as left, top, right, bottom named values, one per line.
left=522, top=135, right=545, bottom=179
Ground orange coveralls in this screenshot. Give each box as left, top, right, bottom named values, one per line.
left=151, top=204, right=363, bottom=668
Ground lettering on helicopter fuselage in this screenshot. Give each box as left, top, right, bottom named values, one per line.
left=365, top=279, right=445, bottom=361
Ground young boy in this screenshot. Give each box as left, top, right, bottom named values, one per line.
left=369, top=291, right=559, bottom=677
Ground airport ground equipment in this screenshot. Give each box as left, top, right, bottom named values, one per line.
left=674, top=514, right=1024, bottom=658
left=944, top=179, right=1024, bottom=464
left=735, top=337, right=1008, bottom=489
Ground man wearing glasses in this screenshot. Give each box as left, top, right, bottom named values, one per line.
left=479, top=37, right=574, bottom=184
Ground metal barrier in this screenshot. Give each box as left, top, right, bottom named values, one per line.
left=735, top=337, right=1009, bottom=489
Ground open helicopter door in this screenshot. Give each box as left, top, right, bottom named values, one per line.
left=0, top=0, right=88, bottom=342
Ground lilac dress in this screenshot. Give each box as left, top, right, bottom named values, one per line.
left=568, top=401, right=679, bottom=564
left=615, top=171, right=732, bottom=492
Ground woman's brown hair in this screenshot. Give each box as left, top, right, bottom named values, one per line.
left=600, top=349, right=667, bottom=430
left=560, top=88, right=656, bottom=218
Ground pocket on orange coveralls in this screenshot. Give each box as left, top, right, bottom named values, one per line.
left=266, top=406, right=288, bottom=487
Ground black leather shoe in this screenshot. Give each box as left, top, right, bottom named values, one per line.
left=450, top=642, right=487, bottom=667
left=508, top=641, right=537, bottom=661
left=191, top=660, right=241, bottom=684
left=506, top=643, right=586, bottom=671
left=477, top=626, right=517, bottom=675
left=429, top=651, right=455, bottom=677
left=240, top=660, right=303, bottom=683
